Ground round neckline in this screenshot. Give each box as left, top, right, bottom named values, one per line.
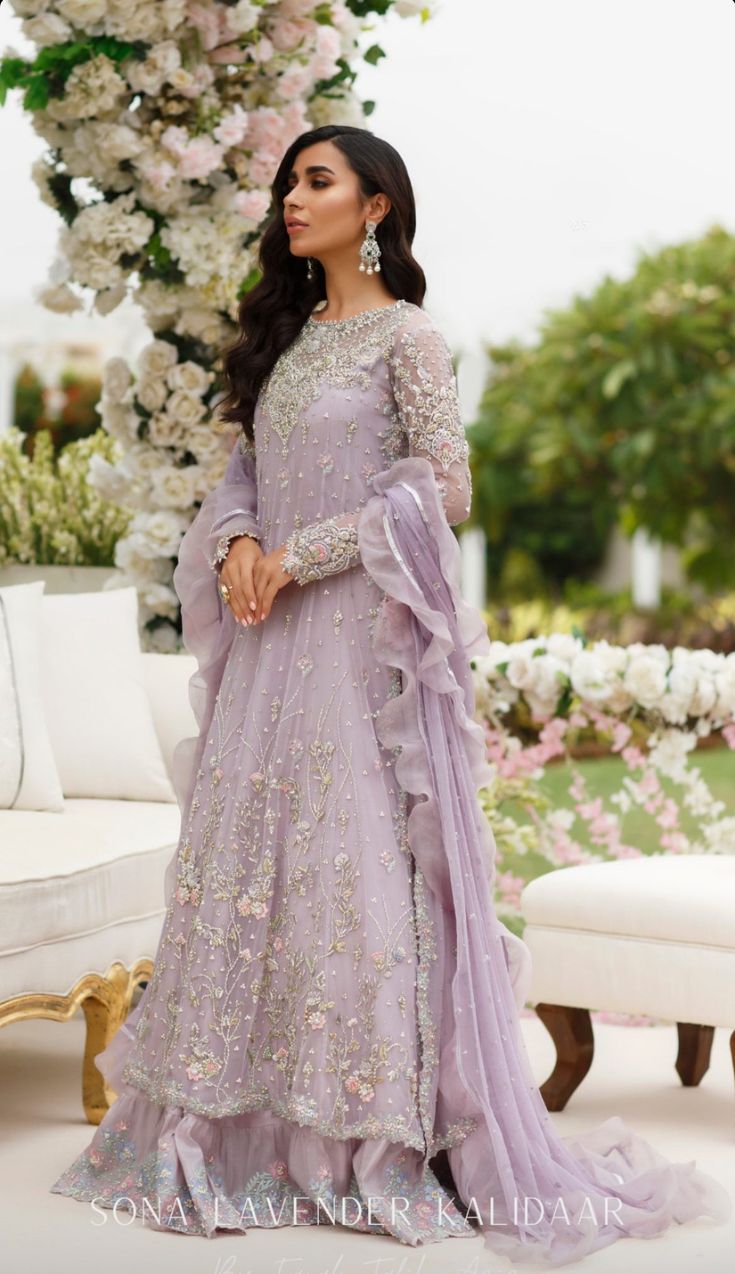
left=307, top=299, right=406, bottom=327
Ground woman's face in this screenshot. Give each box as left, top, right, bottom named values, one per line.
left=282, top=141, right=384, bottom=262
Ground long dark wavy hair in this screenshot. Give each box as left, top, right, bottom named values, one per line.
left=216, top=125, right=427, bottom=446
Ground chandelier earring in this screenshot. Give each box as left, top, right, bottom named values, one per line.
left=359, top=220, right=381, bottom=274
left=306, top=257, right=315, bottom=281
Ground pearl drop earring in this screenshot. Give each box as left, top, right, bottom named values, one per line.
left=359, top=220, right=381, bottom=274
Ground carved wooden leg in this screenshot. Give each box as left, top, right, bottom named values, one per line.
left=429, top=1147, right=457, bottom=1195
left=534, top=1003, right=594, bottom=1112
left=675, top=1022, right=715, bottom=1087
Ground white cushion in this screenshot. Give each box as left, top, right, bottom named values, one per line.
left=521, top=854, right=735, bottom=949
left=140, top=651, right=198, bottom=778
left=0, top=581, right=64, bottom=812
left=38, top=587, right=176, bottom=802
left=520, top=855, right=735, bottom=1027
left=0, top=798, right=181, bottom=959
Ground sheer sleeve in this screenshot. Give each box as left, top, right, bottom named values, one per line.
left=282, top=315, right=471, bottom=586
left=206, top=433, right=262, bottom=572
left=386, top=315, right=472, bottom=527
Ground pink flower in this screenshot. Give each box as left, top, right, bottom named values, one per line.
left=233, top=189, right=270, bottom=222
left=178, top=138, right=224, bottom=180
left=213, top=105, right=249, bottom=148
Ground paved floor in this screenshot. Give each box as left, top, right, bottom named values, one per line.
left=1, top=1010, right=732, bottom=1274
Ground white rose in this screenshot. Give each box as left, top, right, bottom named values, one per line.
left=623, top=654, right=668, bottom=708
left=661, top=660, right=702, bottom=721
left=138, top=339, right=178, bottom=379
left=101, top=401, right=139, bottom=445
left=86, top=454, right=129, bottom=503
left=94, top=283, right=127, bottom=316
left=23, top=13, right=72, bottom=44
left=529, top=656, right=568, bottom=707
left=11, top=0, right=50, bottom=16
left=36, top=282, right=83, bottom=314
left=147, top=411, right=183, bottom=449
left=570, top=651, right=615, bottom=703
left=185, top=424, right=227, bottom=466
left=167, top=360, right=212, bottom=396
left=57, top=0, right=107, bottom=23
left=714, top=663, right=735, bottom=720
left=126, top=41, right=182, bottom=95
left=545, top=633, right=582, bottom=663
left=166, top=388, right=207, bottom=427
left=120, top=442, right=170, bottom=477
left=102, top=357, right=132, bottom=404
left=149, top=463, right=197, bottom=510
left=690, top=676, right=717, bottom=717
left=593, top=640, right=628, bottom=675
left=113, top=540, right=164, bottom=581
left=226, top=0, right=259, bottom=34
left=128, top=510, right=189, bottom=559
left=505, top=655, right=539, bottom=693
left=136, top=376, right=169, bottom=413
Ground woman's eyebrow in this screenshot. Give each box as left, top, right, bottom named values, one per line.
left=287, top=165, right=336, bottom=179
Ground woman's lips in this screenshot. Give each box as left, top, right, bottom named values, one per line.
left=287, top=223, right=307, bottom=232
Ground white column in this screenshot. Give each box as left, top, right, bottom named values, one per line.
left=461, top=525, right=487, bottom=611
left=631, top=526, right=662, bottom=609
left=0, top=344, right=17, bottom=435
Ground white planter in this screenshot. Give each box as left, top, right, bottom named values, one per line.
left=0, top=564, right=124, bottom=593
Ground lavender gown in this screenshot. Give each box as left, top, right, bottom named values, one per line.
left=50, top=300, right=732, bottom=1264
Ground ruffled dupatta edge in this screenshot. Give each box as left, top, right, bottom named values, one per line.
left=355, top=456, right=732, bottom=1268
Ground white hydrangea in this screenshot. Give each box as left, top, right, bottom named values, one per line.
left=45, top=54, right=127, bottom=121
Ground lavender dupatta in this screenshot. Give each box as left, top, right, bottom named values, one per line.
left=169, top=449, right=731, bottom=1268
left=355, top=458, right=731, bottom=1267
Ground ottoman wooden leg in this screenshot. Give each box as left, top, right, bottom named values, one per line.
left=675, top=1022, right=714, bottom=1086
left=534, top=1003, right=594, bottom=1111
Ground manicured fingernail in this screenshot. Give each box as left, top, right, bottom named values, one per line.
left=260, top=612, right=265, bottom=621
left=249, top=600, right=256, bottom=610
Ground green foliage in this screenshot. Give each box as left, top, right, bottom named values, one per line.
left=0, top=427, right=132, bottom=567
left=482, top=582, right=735, bottom=654
left=469, top=224, right=735, bottom=594
left=0, top=37, right=144, bottom=110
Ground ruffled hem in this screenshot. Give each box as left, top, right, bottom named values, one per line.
left=49, top=1086, right=481, bottom=1245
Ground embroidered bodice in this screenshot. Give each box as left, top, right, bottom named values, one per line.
left=210, top=299, right=472, bottom=582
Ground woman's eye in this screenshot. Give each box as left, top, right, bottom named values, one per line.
left=287, top=180, right=328, bottom=192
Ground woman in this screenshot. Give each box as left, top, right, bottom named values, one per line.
left=51, top=125, right=732, bottom=1266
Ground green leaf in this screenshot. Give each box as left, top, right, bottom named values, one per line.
left=601, top=358, right=636, bottom=399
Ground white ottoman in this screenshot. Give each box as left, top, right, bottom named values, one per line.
left=519, top=854, right=735, bottom=1110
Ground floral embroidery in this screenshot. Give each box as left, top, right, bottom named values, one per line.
left=283, top=517, right=361, bottom=585
left=51, top=303, right=485, bottom=1231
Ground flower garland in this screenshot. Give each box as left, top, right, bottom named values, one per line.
left=472, top=634, right=735, bottom=926
left=2, top=0, right=433, bottom=647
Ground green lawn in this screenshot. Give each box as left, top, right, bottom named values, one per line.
left=498, top=745, right=734, bottom=894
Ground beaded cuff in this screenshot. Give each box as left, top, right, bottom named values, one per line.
left=210, top=529, right=261, bottom=572
left=282, top=517, right=361, bottom=585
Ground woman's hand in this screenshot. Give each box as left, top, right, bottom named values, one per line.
left=218, top=535, right=264, bottom=624
left=252, top=544, right=295, bottom=623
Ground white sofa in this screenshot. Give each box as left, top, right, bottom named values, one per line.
left=0, top=650, right=197, bottom=1124
left=520, top=854, right=735, bottom=1109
